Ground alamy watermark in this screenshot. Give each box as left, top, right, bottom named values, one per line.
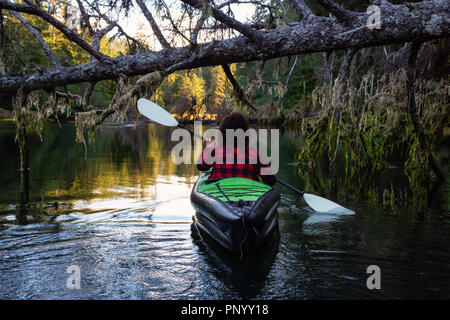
left=338, top=5, right=382, bottom=37
left=170, top=121, right=280, bottom=175
left=366, top=265, right=381, bottom=290
left=367, top=5, right=382, bottom=30
left=66, top=265, right=81, bottom=289
left=65, top=7, right=81, bottom=30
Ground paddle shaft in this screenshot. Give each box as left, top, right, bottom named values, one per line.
left=177, top=124, right=207, bottom=141
left=176, top=124, right=306, bottom=195
left=275, top=178, right=305, bottom=196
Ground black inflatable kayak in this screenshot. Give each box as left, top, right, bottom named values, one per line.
left=190, top=170, right=280, bottom=257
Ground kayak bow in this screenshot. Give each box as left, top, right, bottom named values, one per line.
left=191, top=171, right=280, bottom=257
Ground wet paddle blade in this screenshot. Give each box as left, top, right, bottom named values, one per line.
left=137, top=98, right=179, bottom=127
left=303, top=193, right=355, bottom=214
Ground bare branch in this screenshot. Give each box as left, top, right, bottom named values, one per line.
left=337, top=48, right=357, bottom=80
left=135, top=0, right=170, bottom=49
left=285, top=55, right=298, bottom=86
left=55, top=90, right=82, bottom=101
left=83, top=82, right=96, bottom=106
left=75, top=0, right=94, bottom=35
left=75, top=3, right=115, bottom=50
left=92, top=10, right=145, bottom=52
left=316, top=0, right=357, bottom=24
left=190, top=12, right=207, bottom=46
left=275, top=0, right=290, bottom=24
left=0, top=1, right=111, bottom=62
left=159, top=2, right=192, bottom=45
left=10, top=11, right=60, bottom=68
left=290, top=0, right=314, bottom=21
left=373, top=0, right=393, bottom=7
left=221, top=64, right=257, bottom=112
left=92, top=22, right=115, bottom=51
left=181, top=0, right=264, bottom=42
left=217, top=1, right=276, bottom=11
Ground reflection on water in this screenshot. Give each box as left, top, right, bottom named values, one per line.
left=0, top=122, right=450, bottom=299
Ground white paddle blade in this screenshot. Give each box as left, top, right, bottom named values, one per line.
left=303, top=193, right=355, bottom=215
left=137, top=98, right=178, bottom=127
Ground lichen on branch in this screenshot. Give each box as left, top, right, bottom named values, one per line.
left=74, top=71, right=164, bottom=149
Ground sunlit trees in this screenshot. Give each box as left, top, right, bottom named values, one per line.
left=153, top=65, right=229, bottom=120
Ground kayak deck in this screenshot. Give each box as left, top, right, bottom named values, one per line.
left=196, top=173, right=272, bottom=202
left=190, top=171, right=280, bottom=258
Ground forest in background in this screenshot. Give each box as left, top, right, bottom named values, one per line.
left=4, top=0, right=444, bottom=120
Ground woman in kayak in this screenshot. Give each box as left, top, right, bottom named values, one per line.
left=197, top=112, right=276, bottom=186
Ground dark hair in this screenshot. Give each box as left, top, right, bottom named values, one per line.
left=219, top=112, right=250, bottom=147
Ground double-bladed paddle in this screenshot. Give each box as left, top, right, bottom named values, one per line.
left=137, top=98, right=354, bottom=215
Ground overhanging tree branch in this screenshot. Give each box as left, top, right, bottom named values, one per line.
left=135, top=0, right=171, bottom=49
left=316, top=0, right=358, bottom=24
left=75, top=0, right=94, bottom=35
left=72, top=1, right=120, bottom=105
left=10, top=11, right=60, bottom=68
left=181, top=0, right=264, bottom=41
left=0, top=1, right=110, bottom=62
left=221, top=64, right=257, bottom=112
left=285, top=55, right=298, bottom=86
left=337, top=48, right=357, bottom=81
left=0, top=0, right=448, bottom=94
left=92, top=23, right=116, bottom=51
left=290, top=0, right=314, bottom=21
left=91, top=9, right=145, bottom=52
left=159, top=1, right=192, bottom=45
left=190, top=11, right=207, bottom=45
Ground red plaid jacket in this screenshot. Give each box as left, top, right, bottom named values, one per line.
left=197, top=144, right=276, bottom=186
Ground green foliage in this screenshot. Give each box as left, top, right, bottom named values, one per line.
left=296, top=70, right=448, bottom=211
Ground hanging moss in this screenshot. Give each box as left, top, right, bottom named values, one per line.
left=74, top=71, right=164, bottom=149
left=297, top=69, right=448, bottom=211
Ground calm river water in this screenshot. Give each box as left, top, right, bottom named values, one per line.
left=0, top=121, right=449, bottom=299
